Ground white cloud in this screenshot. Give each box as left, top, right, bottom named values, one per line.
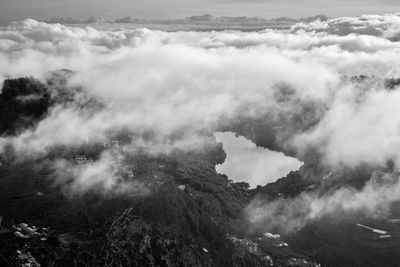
left=2, top=13, right=400, bottom=201
left=247, top=168, right=400, bottom=233
left=0, top=19, right=339, bottom=157
left=52, top=151, right=149, bottom=196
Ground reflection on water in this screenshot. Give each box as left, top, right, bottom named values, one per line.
left=214, top=131, right=303, bottom=188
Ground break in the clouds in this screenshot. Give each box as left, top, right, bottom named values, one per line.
left=214, top=132, right=303, bottom=188
left=2, top=13, right=400, bottom=209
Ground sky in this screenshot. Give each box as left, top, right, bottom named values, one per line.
left=0, top=0, right=399, bottom=21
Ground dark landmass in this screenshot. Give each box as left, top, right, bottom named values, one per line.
left=1, top=74, right=400, bottom=266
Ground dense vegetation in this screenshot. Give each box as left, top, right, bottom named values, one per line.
left=3, top=75, right=397, bottom=266
left=0, top=77, right=50, bottom=134
left=0, top=76, right=264, bottom=266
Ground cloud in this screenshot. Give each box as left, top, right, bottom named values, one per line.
left=247, top=167, right=400, bottom=233
left=292, top=12, right=400, bottom=41
left=0, top=18, right=339, bottom=158
left=1, top=13, right=400, bottom=199
left=52, top=150, right=150, bottom=197
left=293, top=84, right=400, bottom=168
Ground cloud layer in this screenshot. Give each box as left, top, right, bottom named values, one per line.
left=2, top=14, right=400, bottom=204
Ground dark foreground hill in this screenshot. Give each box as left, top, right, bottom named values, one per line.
left=0, top=76, right=269, bottom=266
left=0, top=148, right=265, bottom=266
left=3, top=76, right=400, bottom=266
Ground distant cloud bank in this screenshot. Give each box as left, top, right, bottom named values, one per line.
left=41, top=14, right=330, bottom=31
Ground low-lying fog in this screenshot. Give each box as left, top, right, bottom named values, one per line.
left=214, top=132, right=303, bottom=188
